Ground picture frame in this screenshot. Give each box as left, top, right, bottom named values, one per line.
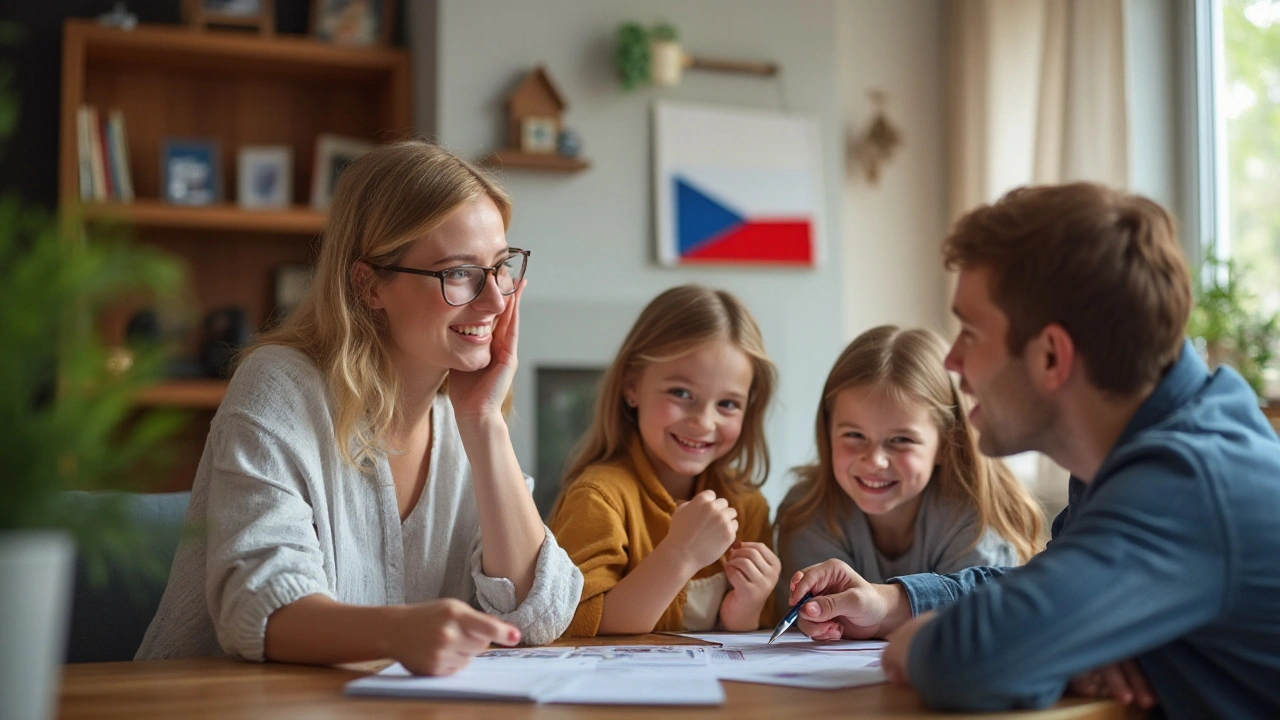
left=310, top=134, right=375, bottom=208
left=162, top=138, right=221, bottom=206
left=273, top=263, right=315, bottom=321
left=520, top=116, right=558, bottom=154
left=182, top=0, right=276, bottom=35
left=310, top=0, right=394, bottom=47
left=237, top=145, right=292, bottom=209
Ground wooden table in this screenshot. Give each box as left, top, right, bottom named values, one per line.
left=58, top=635, right=1140, bottom=720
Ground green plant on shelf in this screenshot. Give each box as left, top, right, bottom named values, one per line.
left=1187, top=244, right=1280, bottom=399
left=614, top=21, right=679, bottom=90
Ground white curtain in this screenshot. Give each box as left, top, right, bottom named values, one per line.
left=946, top=0, right=1130, bottom=515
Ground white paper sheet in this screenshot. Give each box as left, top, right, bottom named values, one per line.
left=344, top=646, right=722, bottom=705
left=675, top=630, right=889, bottom=689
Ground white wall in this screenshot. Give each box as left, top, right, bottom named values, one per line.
left=836, top=0, right=949, bottom=339
left=424, top=0, right=948, bottom=513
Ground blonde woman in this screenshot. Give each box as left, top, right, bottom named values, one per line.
left=776, top=326, right=1042, bottom=617
left=137, top=139, right=582, bottom=674
left=549, top=285, right=780, bottom=637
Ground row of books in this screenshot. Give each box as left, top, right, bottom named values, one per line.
left=76, top=105, right=135, bottom=203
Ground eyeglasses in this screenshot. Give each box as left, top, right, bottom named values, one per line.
left=370, top=249, right=530, bottom=307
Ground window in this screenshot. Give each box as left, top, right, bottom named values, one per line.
left=1208, top=0, right=1280, bottom=316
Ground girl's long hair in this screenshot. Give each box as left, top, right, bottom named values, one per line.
left=777, top=325, right=1043, bottom=563
left=241, top=138, right=512, bottom=467
left=559, top=285, right=777, bottom=501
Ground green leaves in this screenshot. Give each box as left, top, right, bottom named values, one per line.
left=614, top=21, right=679, bottom=90
left=1187, top=244, right=1280, bottom=396
left=0, top=200, right=187, bottom=535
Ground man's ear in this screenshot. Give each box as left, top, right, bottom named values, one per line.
left=351, top=261, right=384, bottom=310
left=1032, top=323, right=1076, bottom=392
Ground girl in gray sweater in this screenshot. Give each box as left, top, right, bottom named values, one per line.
left=776, top=326, right=1043, bottom=599
left=137, top=140, right=582, bottom=674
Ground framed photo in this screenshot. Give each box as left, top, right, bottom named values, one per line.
left=311, top=0, right=394, bottom=46
left=162, top=139, right=221, bottom=206
left=237, top=145, right=292, bottom=209
left=520, top=116, right=558, bottom=154
left=273, top=263, right=315, bottom=321
left=310, top=134, right=374, bottom=208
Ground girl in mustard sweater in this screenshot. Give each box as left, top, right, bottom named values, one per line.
left=549, top=285, right=780, bottom=637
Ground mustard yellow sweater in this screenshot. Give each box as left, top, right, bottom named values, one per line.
left=549, top=437, right=775, bottom=637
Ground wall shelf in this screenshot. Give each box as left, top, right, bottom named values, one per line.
left=481, top=150, right=590, bottom=172
left=136, top=379, right=229, bottom=409
left=82, top=200, right=325, bottom=234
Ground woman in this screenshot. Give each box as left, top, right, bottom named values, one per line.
left=136, top=139, right=582, bottom=675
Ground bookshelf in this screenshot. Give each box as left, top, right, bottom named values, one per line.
left=59, top=19, right=412, bottom=488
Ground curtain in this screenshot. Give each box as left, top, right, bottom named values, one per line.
left=946, top=0, right=1130, bottom=515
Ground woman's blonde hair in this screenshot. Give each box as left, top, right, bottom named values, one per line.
left=559, top=285, right=777, bottom=501
left=242, top=138, right=512, bottom=467
left=777, top=325, right=1043, bottom=563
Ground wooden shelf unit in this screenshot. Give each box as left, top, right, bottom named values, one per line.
left=59, top=17, right=411, bottom=362
left=58, top=20, right=412, bottom=489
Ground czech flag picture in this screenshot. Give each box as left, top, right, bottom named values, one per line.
left=654, top=102, right=822, bottom=267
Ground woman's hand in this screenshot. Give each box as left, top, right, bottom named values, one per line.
left=449, top=281, right=523, bottom=423
left=719, top=541, right=781, bottom=630
left=391, top=598, right=521, bottom=676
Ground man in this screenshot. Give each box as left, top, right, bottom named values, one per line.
left=789, top=183, right=1280, bottom=717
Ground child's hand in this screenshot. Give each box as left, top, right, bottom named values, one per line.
left=718, top=541, right=781, bottom=630
left=664, top=489, right=738, bottom=571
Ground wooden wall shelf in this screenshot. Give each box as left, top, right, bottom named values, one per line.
left=481, top=150, right=590, bottom=172
left=83, top=200, right=325, bottom=234
left=136, top=379, right=229, bottom=409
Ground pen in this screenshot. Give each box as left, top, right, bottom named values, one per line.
left=767, top=591, right=813, bottom=644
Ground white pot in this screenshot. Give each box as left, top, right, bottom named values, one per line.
left=0, top=530, right=75, bottom=720
left=650, top=40, right=687, bottom=86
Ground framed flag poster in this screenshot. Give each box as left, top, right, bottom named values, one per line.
left=654, top=101, right=822, bottom=267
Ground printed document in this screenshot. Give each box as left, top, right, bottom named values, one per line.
left=345, top=645, right=724, bottom=705
left=678, top=630, right=888, bottom=689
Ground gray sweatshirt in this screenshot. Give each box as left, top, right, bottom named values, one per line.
left=777, top=480, right=1020, bottom=607
left=136, top=345, right=582, bottom=661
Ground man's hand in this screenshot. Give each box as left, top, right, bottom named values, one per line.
left=788, top=559, right=911, bottom=640
left=881, top=611, right=935, bottom=687
left=1070, top=660, right=1158, bottom=709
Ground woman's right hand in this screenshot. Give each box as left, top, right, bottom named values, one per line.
left=663, top=489, right=738, bottom=570
left=391, top=598, right=521, bottom=675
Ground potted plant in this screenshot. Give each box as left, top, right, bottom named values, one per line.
left=1187, top=244, right=1280, bottom=400
left=614, top=21, right=682, bottom=89
left=0, top=23, right=186, bottom=720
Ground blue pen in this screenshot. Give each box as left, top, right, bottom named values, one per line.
left=767, top=591, right=813, bottom=644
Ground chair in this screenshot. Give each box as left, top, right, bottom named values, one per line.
left=60, top=491, right=190, bottom=663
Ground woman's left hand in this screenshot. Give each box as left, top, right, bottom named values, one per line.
left=448, top=281, right=523, bottom=422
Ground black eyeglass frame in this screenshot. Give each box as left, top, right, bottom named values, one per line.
left=369, top=248, right=531, bottom=307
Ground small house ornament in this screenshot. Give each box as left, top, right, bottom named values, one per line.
left=482, top=66, right=589, bottom=172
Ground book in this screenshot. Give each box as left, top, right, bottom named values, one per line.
left=75, top=106, right=94, bottom=201
left=85, top=106, right=108, bottom=202
left=107, top=110, right=134, bottom=203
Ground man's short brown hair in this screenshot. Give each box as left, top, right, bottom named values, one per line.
left=943, top=182, right=1191, bottom=396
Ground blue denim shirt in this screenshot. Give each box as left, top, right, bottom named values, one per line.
left=894, top=341, right=1280, bottom=718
